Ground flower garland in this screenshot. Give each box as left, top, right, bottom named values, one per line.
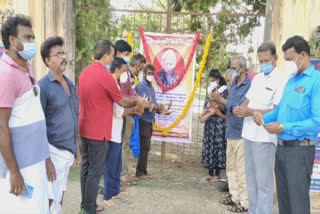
left=127, top=32, right=133, bottom=59
left=153, top=33, right=213, bottom=136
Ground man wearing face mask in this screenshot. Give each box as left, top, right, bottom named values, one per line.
left=121, top=53, right=146, bottom=184
left=135, top=64, right=165, bottom=178
left=77, top=40, right=145, bottom=214
left=233, top=41, right=287, bottom=214
left=0, top=16, right=50, bottom=213
left=253, top=36, right=320, bottom=214
left=211, top=55, right=251, bottom=212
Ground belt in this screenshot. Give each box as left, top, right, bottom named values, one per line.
left=278, top=139, right=315, bottom=147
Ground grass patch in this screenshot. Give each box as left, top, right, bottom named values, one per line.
left=68, top=166, right=81, bottom=181
left=134, top=181, right=168, bottom=189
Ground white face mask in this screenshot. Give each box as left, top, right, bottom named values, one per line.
left=207, top=81, right=218, bottom=94
left=120, top=72, right=128, bottom=83
left=285, top=54, right=304, bottom=77
left=285, top=60, right=298, bottom=77
left=146, top=75, right=154, bottom=83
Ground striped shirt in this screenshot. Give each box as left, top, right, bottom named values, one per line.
left=0, top=53, right=49, bottom=177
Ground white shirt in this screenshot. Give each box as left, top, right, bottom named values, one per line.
left=111, top=83, right=124, bottom=143
left=241, top=67, right=288, bottom=144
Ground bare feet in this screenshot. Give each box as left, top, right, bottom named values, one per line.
left=103, top=199, right=119, bottom=208
left=123, top=175, right=138, bottom=182
left=208, top=176, right=219, bottom=183
left=112, top=193, right=128, bottom=200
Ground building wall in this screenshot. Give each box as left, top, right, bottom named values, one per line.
left=265, top=0, right=320, bottom=73
left=0, top=0, right=75, bottom=82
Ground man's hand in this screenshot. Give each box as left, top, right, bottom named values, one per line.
left=136, top=96, right=146, bottom=106
left=46, top=158, right=56, bottom=182
left=210, top=92, right=221, bottom=103
left=75, top=153, right=82, bottom=168
left=157, top=104, right=165, bottom=113
left=233, top=106, right=248, bottom=118
left=133, top=105, right=144, bottom=116
left=9, top=170, right=27, bottom=197
left=263, top=122, right=282, bottom=134
left=253, top=112, right=264, bottom=126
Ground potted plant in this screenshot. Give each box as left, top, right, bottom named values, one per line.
left=310, top=26, right=320, bottom=59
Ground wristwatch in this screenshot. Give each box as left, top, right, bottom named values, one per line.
left=279, top=123, right=284, bottom=133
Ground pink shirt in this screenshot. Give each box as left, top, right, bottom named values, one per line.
left=0, top=53, right=36, bottom=108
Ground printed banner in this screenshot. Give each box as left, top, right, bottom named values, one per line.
left=311, top=59, right=320, bottom=72
left=140, top=31, right=198, bottom=143
left=310, top=135, right=320, bottom=192
left=0, top=45, right=5, bottom=58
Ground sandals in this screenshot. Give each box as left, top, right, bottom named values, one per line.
left=96, top=205, right=104, bottom=212
left=219, top=197, right=234, bottom=206
left=228, top=203, right=248, bottom=213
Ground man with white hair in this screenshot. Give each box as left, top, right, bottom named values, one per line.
left=157, top=49, right=179, bottom=86
left=211, top=55, right=251, bottom=213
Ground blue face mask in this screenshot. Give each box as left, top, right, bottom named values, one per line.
left=230, top=69, right=240, bottom=80
left=123, top=56, right=130, bottom=63
left=260, top=63, right=273, bottom=74
left=105, top=64, right=110, bottom=71
left=16, top=41, right=37, bottom=60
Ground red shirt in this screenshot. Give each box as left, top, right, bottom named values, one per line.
left=77, top=61, right=123, bottom=141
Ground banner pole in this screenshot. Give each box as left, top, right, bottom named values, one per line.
left=161, top=141, right=166, bottom=172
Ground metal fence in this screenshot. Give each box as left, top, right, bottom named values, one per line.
left=75, top=0, right=263, bottom=164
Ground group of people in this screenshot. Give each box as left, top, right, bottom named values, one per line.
left=0, top=14, right=320, bottom=214
left=200, top=38, right=320, bottom=214
left=0, top=15, right=167, bottom=214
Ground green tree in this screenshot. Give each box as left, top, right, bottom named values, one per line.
left=75, top=0, right=111, bottom=83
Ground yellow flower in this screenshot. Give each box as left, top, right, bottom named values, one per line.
left=153, top=33, right=213, bottom=136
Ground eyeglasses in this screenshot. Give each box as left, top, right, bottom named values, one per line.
left=29, top=75, right=38, bottom=96
left=49, top=51, right=67, bottom=58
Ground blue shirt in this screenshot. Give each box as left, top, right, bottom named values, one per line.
left=263, top=65, right=320, bottom=141
left=135, top=79, right=157, bottom=123
left=39, top=72, right=79, bottom=156
left=226, top=75, right=251, bottom=139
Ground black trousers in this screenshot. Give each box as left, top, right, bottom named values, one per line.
left=275, top=145, right=315, bottom=214
left=80, top=137, right=109, bottom=214
left=136, top=119, right=153, bottom=177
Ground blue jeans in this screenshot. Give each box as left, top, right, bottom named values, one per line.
left=103, top=141, right=122, bottom=200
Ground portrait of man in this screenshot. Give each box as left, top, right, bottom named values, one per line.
left=157, top=49, right=179, bottom=86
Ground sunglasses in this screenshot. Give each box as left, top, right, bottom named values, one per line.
left=29, top=75, right=38, bottom=96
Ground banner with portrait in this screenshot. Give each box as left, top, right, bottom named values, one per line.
left=139, top=30, right=199, bottom=143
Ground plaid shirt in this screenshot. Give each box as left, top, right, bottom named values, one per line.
left=120, top=70, right=138, bottom=98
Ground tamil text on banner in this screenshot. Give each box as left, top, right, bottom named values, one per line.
left=139, top=31, right=199, bottom=143
left=310, top=134, right=320, bottom=192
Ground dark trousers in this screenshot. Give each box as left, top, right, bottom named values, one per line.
left=103, top=141, right=122, bottom=200
left=136, top=119, right=153, bottom=177
left=80, top=137, right=109, bottom=214
left=275, top=145, right=315, bottom=214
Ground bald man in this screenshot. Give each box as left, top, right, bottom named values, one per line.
left=157, top=50, right=179, bottom=86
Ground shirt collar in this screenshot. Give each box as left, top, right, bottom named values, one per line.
left=1, top=53, right=32, bottom=71
left=127, top=68, right=134, bottom=77
left=142, top=78, right=151, bottom=87
left=47, top=71, right=68, bottom=82
left=301, top=65, right=313, bottom=77
left=264, top=67, right=279, bottom=78
left=235, top=73, right=250, bottom=86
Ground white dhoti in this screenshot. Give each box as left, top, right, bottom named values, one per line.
left=0, top=160, right=49, bottom=214
left=48, top=144, right=74, bottom=214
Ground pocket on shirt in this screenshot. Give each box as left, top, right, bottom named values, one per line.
left=287, top=91, right=310, bottom=110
